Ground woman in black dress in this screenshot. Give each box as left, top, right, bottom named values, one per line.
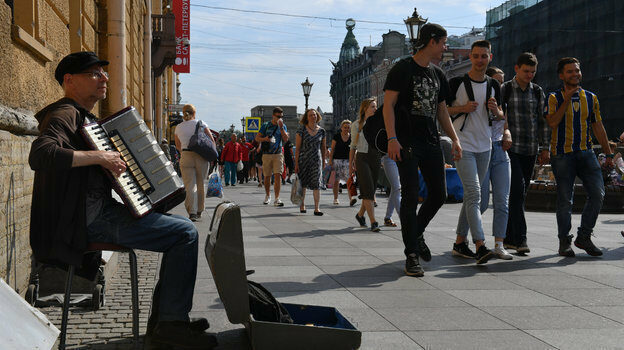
left=295, top=109, right=327, bottom=215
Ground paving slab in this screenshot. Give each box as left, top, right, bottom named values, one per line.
left=407, top=330, right=556, bottom=350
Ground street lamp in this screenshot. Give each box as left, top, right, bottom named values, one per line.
left=404, top=8, right=428, bottom=53
left=301, top=77, right=313, bottom=111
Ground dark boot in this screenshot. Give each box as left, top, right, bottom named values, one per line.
left=416, top=235, right=431, bottom=262
left=558, top=236, right=575, bottom=257
left=574, top=233, right=602, bottom=256
left=149, top=321, right=218, bottom=349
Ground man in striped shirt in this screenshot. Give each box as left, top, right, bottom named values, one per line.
left=546, top=57, right=613, bottom=257
left=502, top=52, right=550, bottom=254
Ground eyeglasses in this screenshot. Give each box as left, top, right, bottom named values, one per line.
left=75, top=70, right=109, bottom=80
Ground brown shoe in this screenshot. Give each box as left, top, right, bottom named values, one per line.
left=384, top=218, right=397, bottom=227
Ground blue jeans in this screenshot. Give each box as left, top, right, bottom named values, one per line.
left=87, top=201, right=198, bottom=323
left=382, top=155, right=401, bottom=219
left=224, top=161, right=237, bottom=185
left=550, top=149, right=604, bottom=239
left=456, top=149, right=491, bottom=242
left=397, top=141, right=446, bottom=256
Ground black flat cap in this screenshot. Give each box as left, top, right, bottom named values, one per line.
left=54, top=51, right=109, bottom=86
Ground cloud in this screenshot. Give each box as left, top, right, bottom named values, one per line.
left=181, top=0, right=500, bottom=131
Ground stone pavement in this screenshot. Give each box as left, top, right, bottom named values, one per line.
left=42, top=180, right=624, bottom=349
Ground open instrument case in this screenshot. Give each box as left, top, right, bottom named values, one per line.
left=204, top=201, right=361, bottom=350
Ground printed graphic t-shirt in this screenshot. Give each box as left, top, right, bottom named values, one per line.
left=383, top=57, right=450, bottom=143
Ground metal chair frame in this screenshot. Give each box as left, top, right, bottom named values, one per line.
left=58, top=246, right=139, bottom=350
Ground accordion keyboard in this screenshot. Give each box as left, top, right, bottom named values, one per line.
left=81, top=106, right=184, bottom=218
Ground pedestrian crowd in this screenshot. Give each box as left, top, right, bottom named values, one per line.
left=202, top=23, right=621, bottom=278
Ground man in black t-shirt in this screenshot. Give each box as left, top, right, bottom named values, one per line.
left=383, top=23, right=463, bottom=277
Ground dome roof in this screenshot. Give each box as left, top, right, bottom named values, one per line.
left=339, top=19, right=360, bottom=63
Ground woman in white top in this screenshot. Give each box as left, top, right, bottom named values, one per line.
left=174, top=104, right=215, bottom=221
left=349, top=98, right=381, bottom=232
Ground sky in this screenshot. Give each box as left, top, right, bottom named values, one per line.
left=179, top=0, right=509, bottom=132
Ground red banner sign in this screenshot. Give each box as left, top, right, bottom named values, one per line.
left=173, top=0, right=190, bottom=73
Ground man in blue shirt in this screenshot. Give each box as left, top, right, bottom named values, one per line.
left=256, top=107, right=289, bottom=206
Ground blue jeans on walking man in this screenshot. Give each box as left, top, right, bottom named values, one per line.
left=455, top=149, right=491, bottom=243
left=224, top=161, right=237, bottom=185
left=550, top=149, right=604, bottom=239
left=457, top=142, right=510, bottom=240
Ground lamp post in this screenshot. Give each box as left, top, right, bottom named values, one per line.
left=404, top=8, right=428, bottom=54
left=301, top=77, right=313, bottom=112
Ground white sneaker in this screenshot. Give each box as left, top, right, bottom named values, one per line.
left=333, top=199, right=339, bottom=205
left=274, top=198, right=284, bottom=207
left=263, top=195, right=271, bottom=205
left=494, top=246, right=513, bottom=260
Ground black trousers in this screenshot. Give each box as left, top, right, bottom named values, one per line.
left=505, top=151, right=536, bottom=245
left=397, top=141, right=446, bottom=257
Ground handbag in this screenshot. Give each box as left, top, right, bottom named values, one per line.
left=237, top=160, right=244, bottom=171
left=290, top=174, right=303, bottom=205
left=188, top=121, right=218, bottom=162
left=347, top=174, right=358, bottom=197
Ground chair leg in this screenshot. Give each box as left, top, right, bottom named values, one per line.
left=128, top=250, right=140, bottom=349
left=59, top=265, right=75, bottom=350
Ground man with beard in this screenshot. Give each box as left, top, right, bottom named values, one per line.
left=546, top=57, right=613, bottom=257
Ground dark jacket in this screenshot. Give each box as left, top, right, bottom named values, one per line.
left=29, top=98, right=104, bottom=272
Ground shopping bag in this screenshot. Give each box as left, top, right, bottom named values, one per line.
left=237, top=160, right=244, bottom=171
left=206, top=171, right=223, bottom=198
left=322, top=165, right=332, bottom=184
left=347, top=174, right=357, bottom=197
left=327, top=170, right=336, bottom=188
left=290, top=174, right=303, bottom=205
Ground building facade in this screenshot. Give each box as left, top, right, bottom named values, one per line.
left=330, top=20, right=409, bottom=129
left=486, top=0, right=624, bottom=135
left=0, top=0, right=180, bottom=294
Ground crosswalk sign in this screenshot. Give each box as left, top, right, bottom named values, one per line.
left=245, top=117, right=261, bottom=133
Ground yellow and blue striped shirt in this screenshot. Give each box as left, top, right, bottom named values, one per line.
left=547, top=88, right=601, bottom=155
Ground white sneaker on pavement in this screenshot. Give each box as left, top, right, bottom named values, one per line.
left=274, top=198, right=284, bottom=207
left=263, top=195, right=271, bottom=205
left=494, top=246, right=513, bottom=260
left=333, top=199, right=339, bottom=205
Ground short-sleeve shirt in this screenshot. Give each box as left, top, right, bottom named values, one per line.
left=383, top=57, right=450, bottom=143
left=547, top=88, right=601, bottom=155
left=332, top=132, right=351, bottom=159
left=175, top=119, right=208, bottom=149
left=259, top=121, right=288, bottom=154
left=448, top=76, right=501, bottom=153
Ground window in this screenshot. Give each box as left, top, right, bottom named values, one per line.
left=10, top=0, right=53, bottom=61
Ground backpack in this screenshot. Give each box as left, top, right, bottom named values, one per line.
left=248, top=280, right=293, bottom=324
left=450, top=74, right=493, bottom=132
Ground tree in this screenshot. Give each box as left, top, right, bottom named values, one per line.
left=218, top=124, right=242, bottom=143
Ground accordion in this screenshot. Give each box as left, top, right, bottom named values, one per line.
left=81, top=106, right=185, bottom=218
